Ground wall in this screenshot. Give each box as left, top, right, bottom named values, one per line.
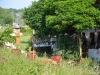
left=82, top=28, right=100, bottom=46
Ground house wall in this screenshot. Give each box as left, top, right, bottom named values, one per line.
left=82, top=28, right=100, bottom=46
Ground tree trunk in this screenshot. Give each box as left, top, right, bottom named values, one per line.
left=77, top=33, right=82, bottom=57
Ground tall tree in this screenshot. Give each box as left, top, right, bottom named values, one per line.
left=23, top=0, right=100, bottom=56
left=45, top=0, right=100, bottom=56
left=23, top=1, right=58, bottom=37
left=46, top=0, right=100, bottom=31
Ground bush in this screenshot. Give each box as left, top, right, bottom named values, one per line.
left=0, top=26, right=15, bottom=42
left=20, top=27, right=26, bottom=32
left=20, top=26, right=33, bottom=35
left=79, top=58, right=94, bottom=69
left=56, top=34, right=79, bottom=60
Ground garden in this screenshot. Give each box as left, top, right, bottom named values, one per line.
left=0, top=26, right=100, bottom=75
left=0, top=0, right=100, bottom=75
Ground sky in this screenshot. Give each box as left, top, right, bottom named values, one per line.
left=0, top=0, right=38, bottom=9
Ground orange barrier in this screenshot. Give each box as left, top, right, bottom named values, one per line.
left=51, top=56, right=61, bottom=63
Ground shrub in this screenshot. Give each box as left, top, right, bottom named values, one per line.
left=20, top=27, right=26, bottom=32
left=79, top=58, right=94, bottom=69
left=57, top=34, right=79, bottom=60
left=0, top=26, right=15, bottom=42
left=20, top=26, right=33, bottom=35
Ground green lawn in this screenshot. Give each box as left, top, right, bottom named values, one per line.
left=19, top=35, right=32, bottom=51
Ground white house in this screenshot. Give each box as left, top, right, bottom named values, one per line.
left=82, top=28, right=100, bottom=48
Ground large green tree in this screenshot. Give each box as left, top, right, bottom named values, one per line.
left=45, top=0, right=100, bottom=56
left=23, top=0, right=100, bottom=34
left=23, top=0, right=100, bottom=56
left=23, top=1, right=58, bottom=37
left=46, top=0, right=100, bottom=31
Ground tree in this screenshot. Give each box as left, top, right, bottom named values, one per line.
left=0, top=7, right=13, bottom=25
left=23, top=0, right=100, bottom=56
left=45, top=0, right=100, bottom=56
left=23, top=1, right=58, bottom=37
left=46, top=0, right=100, bottom=31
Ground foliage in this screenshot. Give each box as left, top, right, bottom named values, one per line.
left=23, top=0, right=100, bottom=35
left=22, top=0, right=100, bottom=60
left=8, top=8, right=24, bottom=26
left=8, top=8, right=24, bottom=13
left=56, top=34, right=79, bottom=60
left=20, top=26, right=33, bottom=35
left=46, top=0, right=100, bottom=32
left=79, top=58, right=94, bottom=68
left=20, top=27, right=26, bottom=32
left=94, top=0, right=100, bottom=10
left=0, top=26, right=15, bottom=42
left=0, top=7, right=13, bottom=24
left=0, top=47, right=97, bottom=75
left=20, top=35, right=32, bottom=51
left=20, top=26, right=33, bottom=51
left=23, top=1, right=58, bottom=36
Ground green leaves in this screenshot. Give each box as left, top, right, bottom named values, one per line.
left=0, top=7, right=13, bottom=24
left=0, top=26, right=15, bottom=42
left=46, top=0, right=100, bottom=32
left=23, top=0, right=100, bottom=35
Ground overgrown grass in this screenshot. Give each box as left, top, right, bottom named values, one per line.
left=0, top=28, right=99, bottom=75
left=0, top=46, right=98, bottom=75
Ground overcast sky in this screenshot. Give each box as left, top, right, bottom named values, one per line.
left=0, top=0, right=38, bottom=9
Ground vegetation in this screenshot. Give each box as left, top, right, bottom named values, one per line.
left=0, top=26, right=15, bottom=43
left=55, top=34, right=79, bottom=60
left=0, top=7, right=24, bottom=26
left=20, top=35, right=31, bottom=51
left=8, top=8, right=24, bottom=13
left=23, top=0, right=100, bottom=34
left=8, top=8, right=24, bottom=26
left=23, top=0, right=100, bottom=56
left=0, top=7, right=13, bottom=25
left=0, top=26, right=100, bottom=75
left=0, top=46, right=99, bottom=75
left=20, top=26, right=33, bottom=35
left=23, top=1, right=57, bottom=37
left=0, top=1, right=100, bottom=75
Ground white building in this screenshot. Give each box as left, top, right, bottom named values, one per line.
left=82, top=28, right=100, bottom=48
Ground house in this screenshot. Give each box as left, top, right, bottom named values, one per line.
left=82, top=28, right=100, bottom=48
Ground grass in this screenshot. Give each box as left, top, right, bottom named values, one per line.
left=0, top=46, right=99, bottom=75
left=20, top=35, right=31, bottom=41
left=0, top=31, right=99, bottom=75
left=18, top=34, right=32, bottom=51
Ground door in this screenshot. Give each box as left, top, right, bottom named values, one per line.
left=90, top=32, right=95, bottom=45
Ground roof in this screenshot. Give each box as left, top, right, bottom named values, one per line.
left=12, top=23, right=20, bottom=28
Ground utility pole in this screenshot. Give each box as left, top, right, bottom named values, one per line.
left=17, top=13, right=19, bottom=24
